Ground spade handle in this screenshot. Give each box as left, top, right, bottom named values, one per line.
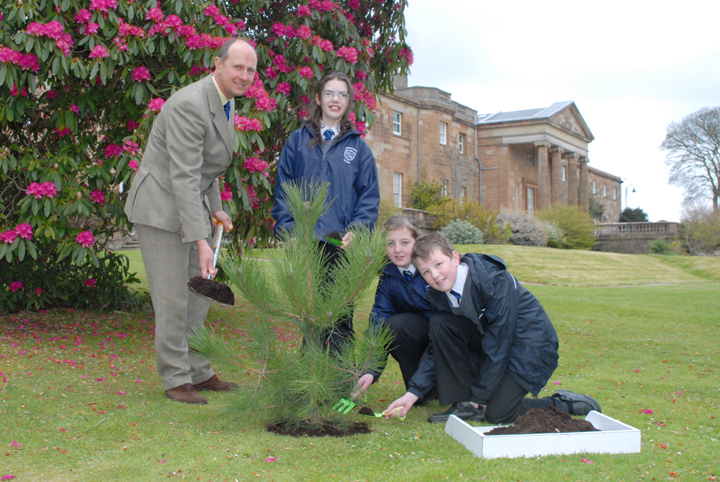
left=207, top=222, right=224, bottom=280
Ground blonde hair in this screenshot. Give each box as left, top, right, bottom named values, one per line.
left=384, top=216, right=420, bottom=239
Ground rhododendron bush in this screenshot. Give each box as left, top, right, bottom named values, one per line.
left=0, top=0, right=412, bottom=312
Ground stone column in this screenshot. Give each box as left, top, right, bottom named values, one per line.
left=579, top=157, right=590, bottom=213
left=535, top=141, right=551, bottom=210
left=549, top=146, right=564, bottom=205
left=566, top=153, right=579, bottom=206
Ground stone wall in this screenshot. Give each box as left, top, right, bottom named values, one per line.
left=593, top=222, right=679, bottom=254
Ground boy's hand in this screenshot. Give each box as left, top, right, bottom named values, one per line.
left=350, top=374, right=374, bottom=398
left=384, top=392, right=419, bottom=419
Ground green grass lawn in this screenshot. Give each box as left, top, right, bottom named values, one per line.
left=2, top=247, right=719, bottom=481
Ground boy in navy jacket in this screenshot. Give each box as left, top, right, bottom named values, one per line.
left=383, top=233, right=601, bottom=424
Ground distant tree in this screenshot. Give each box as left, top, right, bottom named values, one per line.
left=661, top=107, right=720, bottom=211
left=619, top=207, right=649, bottom=223
left=589, top=196, right=606, bottom=222
left=679, top=203, right=720, bottom=255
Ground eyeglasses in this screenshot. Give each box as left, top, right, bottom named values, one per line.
left=321, top=91, right=350, bottom=100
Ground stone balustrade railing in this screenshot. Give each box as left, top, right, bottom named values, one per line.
left=596, top=222, right=679, bottom=237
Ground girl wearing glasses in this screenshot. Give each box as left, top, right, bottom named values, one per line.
left=271, top=70, right=380, bottom=353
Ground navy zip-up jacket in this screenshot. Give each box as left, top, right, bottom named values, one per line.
left=271, top=122, right=379, bottom=240
left=365, top=262, right=433, bottom=382
left=420, top=253, right=559, bottom=404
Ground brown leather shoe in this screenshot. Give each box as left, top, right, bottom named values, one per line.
left=165, top=383, right=208, bottom=404
left=193, top=375, right=238, bottom=392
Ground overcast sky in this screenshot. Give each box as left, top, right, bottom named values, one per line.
left=402, top=0, right=720, bottom=222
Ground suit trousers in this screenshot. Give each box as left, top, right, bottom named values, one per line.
left=135, top=223, right=214, bottom=391
left=430, top=312, right=557, bottom=423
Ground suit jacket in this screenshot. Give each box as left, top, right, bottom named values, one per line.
left=124, top=74, right=234, bottom=243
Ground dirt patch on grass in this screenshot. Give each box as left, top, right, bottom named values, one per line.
left=267, top=420, right=371, bottom=437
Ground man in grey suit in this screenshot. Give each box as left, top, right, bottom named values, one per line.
left=124, top=38, right=257, bottom=404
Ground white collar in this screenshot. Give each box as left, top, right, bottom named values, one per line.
left=397, top=264, right=416, bottom=276
left=446, top=263, right=469, bottom=308
left=320, top=122, right=340, bottom=141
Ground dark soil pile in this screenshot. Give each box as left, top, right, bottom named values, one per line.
left=187, top=276, right=235, bottom=305
left=485, top=406, right=599, bottom=435
left=358, top=407, right=375, bottom=416
left=267, top=420, right=371, bottom=437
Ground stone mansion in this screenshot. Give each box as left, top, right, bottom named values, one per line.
left=364, top=77, right=623, bottom=222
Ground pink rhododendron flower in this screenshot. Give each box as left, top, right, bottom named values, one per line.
left=297, top=5, right=311, bottom=16
left=1, top=47, right=21, bottom=64
left=298, top=66, right=313, bottom=79
left=220, top=189, right=232, bottom=202
left=298, top=108, right=308, bottom=119
left=90, top=190, right=105, bottom=204
left=128, top=160, right=139, bottom=171
left=300, top=95, right=311, bottom=104
left=118, top=19, right=146, bottom=38
left=14, top=223, right=33, bottom=240
left=355, top=120, right=366, bottom=134
left=89, top=45, right=109, bottom=58
left=297, top=25, right=312, bottom=39
left=76, top=231, right=95, bottom=248
left=55, top=127, right=72, bottom=137
left=1, top=230, right=17, bottom=244
left=105, top=144, right=122, bottom=158
left=70, top=104, right=80, bottom=114
left=255, top=95, right=276, bottom=112
left=41, top=182, right=57, bottom=198
left=114, top=36, right=129, bottom=51
left=337, top=46, right=358, bottom=64
left=36, top=288, right=42, bottom=296
left=26, top=182, right=43, bottom=199
left=348, top=111, right=356, bottom=122
left=275, top=82, right=291, bottom=96
left=17, top=52, right=41, bottom=71
left=214, top=14, right=229, bottom=26
left=234, top=115, right=263, bottom=132
left=127, top=119, right=140, bottom=131
left=89, top=0, right=117, bottom=13
left=204, top=4, right=220, bottom=16
left=81, top=23, right=100, bottom=35
left=347, top=0, right=359, bottom=9
left=176, top=24, right=196, bottom=37
left=131, top=66, right=151, bottom=82
left=145, top=7, right=164, bottom=22
left=9, top=85, right=28, bottom=97
left=123, top=139, right=140, bottom=154
left=74, top=8, right=92, bottom=24
left=355, top=71, right=367, bottom=82
left=164, top=14, right=181, bottom=28
left=243, top=157, right=270, bottom=174
left=148, top=98, right=165, bottom=112
left=9, top=282, right=23, bottom=293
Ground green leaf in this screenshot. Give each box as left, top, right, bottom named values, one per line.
left=27, top=240, right=37, bottom=260
left=233, top=131, right=240, bottom=152
left=44, top=197, right=52, bottom=216
left=18, top=239, right=25, bottom=261
left=128, top=5, right=135, bottom=21
left=90, top=62, right=99, bottom=80
left=26, top=36, right=35, bottom=52
left=0, top=65, right=6, bottom=88
left=32, top=198, right=39, bottom=216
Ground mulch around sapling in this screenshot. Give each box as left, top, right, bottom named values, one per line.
left=187, top=276, right=235, bottom=305
left=485, top=406, right=599, bottom=435
left=267, top=420, right=372, bottom=437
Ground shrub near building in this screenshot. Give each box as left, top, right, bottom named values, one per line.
left=536, top=204, right=597, bottom=250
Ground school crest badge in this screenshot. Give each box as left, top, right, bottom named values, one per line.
left=343, top=147, right=357, bottom=164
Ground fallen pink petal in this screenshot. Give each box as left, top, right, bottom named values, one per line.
left=10, top=441, right=20, bottom=447
left=265, top=457, right=277, bottom=462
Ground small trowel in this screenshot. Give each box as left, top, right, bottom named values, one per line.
left=187, top=220, right=235, bottom=305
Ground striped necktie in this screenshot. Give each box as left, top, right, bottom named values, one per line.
left=450, top=290, right=462, bottom=305
left=403, top=270, right=413, bottom=281
left=323, top=130, right=334, bottom=142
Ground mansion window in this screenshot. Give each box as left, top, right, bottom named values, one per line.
left=439, top=122, right=447, bottom=145
left=592, top=180, right=596, bottom=194
left=562, top=166, right=567, bottom=182
left=527, top=187, right=535, bottom=214
left=393, top=172, right=403, bottom=207
left=613, top=187, right=617, bottom=200
left=603, top=184, right=607, bottom=197
left=458, top=134, right=464, bottom=153
left=526, top=147, right=534, bottom=165
left=393, top=112, right=402, bottom=136
left=440, top=179, right=448, bottom=196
